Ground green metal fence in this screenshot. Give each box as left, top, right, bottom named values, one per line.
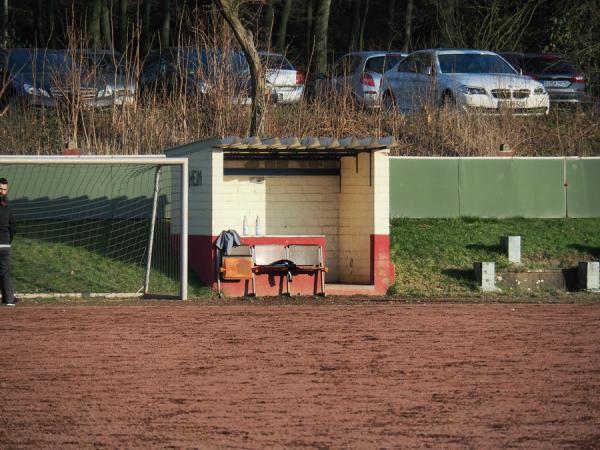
left=390, top=157, right=600, bottom=218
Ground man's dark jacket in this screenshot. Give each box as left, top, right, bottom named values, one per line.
left=0, top=199, right=16, bottom=246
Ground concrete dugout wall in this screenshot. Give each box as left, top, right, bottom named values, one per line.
left=390, top=157, right=600, bottom=218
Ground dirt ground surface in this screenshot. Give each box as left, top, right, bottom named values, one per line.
left=1, top=303, right=599, bottom=449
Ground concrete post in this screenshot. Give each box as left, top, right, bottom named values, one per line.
left=501, top=236, right=521, bottom=264
left=578, top=262, right=599, bottom=292
left=473, top=262, right=498, bottom=292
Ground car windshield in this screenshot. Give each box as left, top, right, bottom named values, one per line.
left=438, top=53, right=516, bottom=74
left=175, top=49, right=249, bottom=77
left=8, top=50, right=73, bottom=73
left=79, top=52, right=126, bottom=75
left=522, top=56, right=578, bottom=74
left=259, top=54, right=293, bottom=70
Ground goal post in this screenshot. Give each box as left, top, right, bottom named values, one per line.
left=0, top=155, right=188, bottom=300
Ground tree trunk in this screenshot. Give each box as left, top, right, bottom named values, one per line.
left=88, top=0, right=102, bottom=49
left=141, top=0, right=153, bottom=56
left=385, top=0, right=396, bottom=47
left=263, top=0, right=274, bottom=49
left=0, top=0, right=8, bottom=48
left=358, top=0, right=369, bottom=51
left=403, top=0, right=413, bottom=53
left=35, top=0, right=44, bottom=45
left=161, top=0, right=170, bottom=48
left=349, top=0, right=360, bottom=52
left=214, top=0, right=266, bottom=136
left=101, top=0, right=113, bottom=49
left=117, top=0, right=128, bottom=52
left=312, top=0, right=331, bottom=75
left=306, top=0, right=314, bottom=61
left=274, top=0, right=292, bottom=53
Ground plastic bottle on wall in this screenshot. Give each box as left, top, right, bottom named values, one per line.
left=242, top=216, right=248, bottom=236
left=255, top=216, right=262, bottom=236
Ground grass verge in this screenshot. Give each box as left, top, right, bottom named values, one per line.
left=390, top=218, right=600, bottom=297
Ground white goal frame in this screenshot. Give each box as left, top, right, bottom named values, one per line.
left=0, top=155, right=189, bottom=300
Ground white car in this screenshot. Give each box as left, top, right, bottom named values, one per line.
left=381, top=49, right=550, bottom=115
left=258, top=51, right=304, bottom=104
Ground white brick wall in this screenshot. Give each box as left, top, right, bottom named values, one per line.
left=338, top=152, right=375, bottom=283
left=214, top=174, right=340, bottom=280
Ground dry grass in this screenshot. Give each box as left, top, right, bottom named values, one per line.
left=1, top=31, right=598, bottom=156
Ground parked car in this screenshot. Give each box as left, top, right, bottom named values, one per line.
left=139, top=47, right=251, bottom=105
left=0, top=48, right=135, bottom=109
left=500, top=52, right=588, bottom=106
left=380, top=49, right=550, bottom=115
left=324, top=51, right=407, bottom=107
left=258, top=51, right=304, bottom=104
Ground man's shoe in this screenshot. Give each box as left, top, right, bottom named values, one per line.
left=4, top=302, right=15, bottom=306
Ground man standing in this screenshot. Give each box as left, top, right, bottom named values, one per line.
left=0, top=177, right=17, bottom=306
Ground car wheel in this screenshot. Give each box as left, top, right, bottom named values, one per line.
left=382, top=91, right=396, bottom=112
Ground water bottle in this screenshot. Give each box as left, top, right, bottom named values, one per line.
left=255, top=215, right=262, bottom=236
left=242, top=216, right=248, bottom=236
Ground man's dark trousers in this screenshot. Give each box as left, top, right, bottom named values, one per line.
left=0, top=249, right=14, bottom=304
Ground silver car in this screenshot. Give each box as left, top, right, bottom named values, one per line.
left=500, top=52, right=588, bottom=106
left=258, top=51, right=304, bottom=104
left=0, top=48, right=135, bottom=109
left=328, top=51, right=406, bottom=107
left=381, top=49, right=550, bottom=115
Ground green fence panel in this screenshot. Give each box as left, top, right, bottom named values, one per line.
left=0, top=164, right=167, bottom=219
left=390, top=158, right=459, bottom=217
left=566, top=159, right=600, bottom=217
left=459, top=159, right=565, bottom=218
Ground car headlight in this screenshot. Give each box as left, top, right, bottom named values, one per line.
left=97, top=86, right=114, bottom=97
left=534, top=86, right=546, bottom=95
left=23, top=83, right=50, bottom=97
left=460, top=85, right=486, bottom=95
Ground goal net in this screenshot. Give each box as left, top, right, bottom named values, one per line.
left=0, top=156, right=188, bottom=299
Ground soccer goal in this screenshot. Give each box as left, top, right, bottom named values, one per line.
left=0, top=156, right=188, bottom=300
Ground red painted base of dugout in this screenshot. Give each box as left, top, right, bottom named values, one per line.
left=186, top=234, right=394, bottom=297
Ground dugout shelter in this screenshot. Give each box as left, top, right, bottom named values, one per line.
left=166, top=136, right=395, bottom=296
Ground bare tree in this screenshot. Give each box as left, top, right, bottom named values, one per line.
left=161, top=0, right=171, bottom=48
left=437, top=0, right=456, bottom=47
left=306, top=0, right=315, bottom=61
left=385, top=0, right=397, bottom=46
left=35, top=0, right=44, bottom=45
left=117, top=0, right=128, bottom=52
left=87, top=0, right=102, bottom=49
left=274, top=0, right=292, bottom=53
left=1, top=0, right=8, bottom=47
left=214, top=0, right=266, bottom=136
left=349, top=0, right=360, bottom=51
left=101, top=0, right=113, bottom=49
left=312, top=0, right=332, bottom=75
left=263, top=0, right=274, bottom=49
left=403, top=0, right=413, bottom=53
left=141, top=0, right=154, bottom=55
left=47, top=0, right=56, bottom=48
left=358, top=0, right=369, bottom=51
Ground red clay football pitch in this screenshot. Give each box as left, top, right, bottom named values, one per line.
left=1, top=303, right=599, bottom=449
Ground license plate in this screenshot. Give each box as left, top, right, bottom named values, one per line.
left=498, top=101, right=520, bottom=109
left=542, top=80, right=570, bottom=88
